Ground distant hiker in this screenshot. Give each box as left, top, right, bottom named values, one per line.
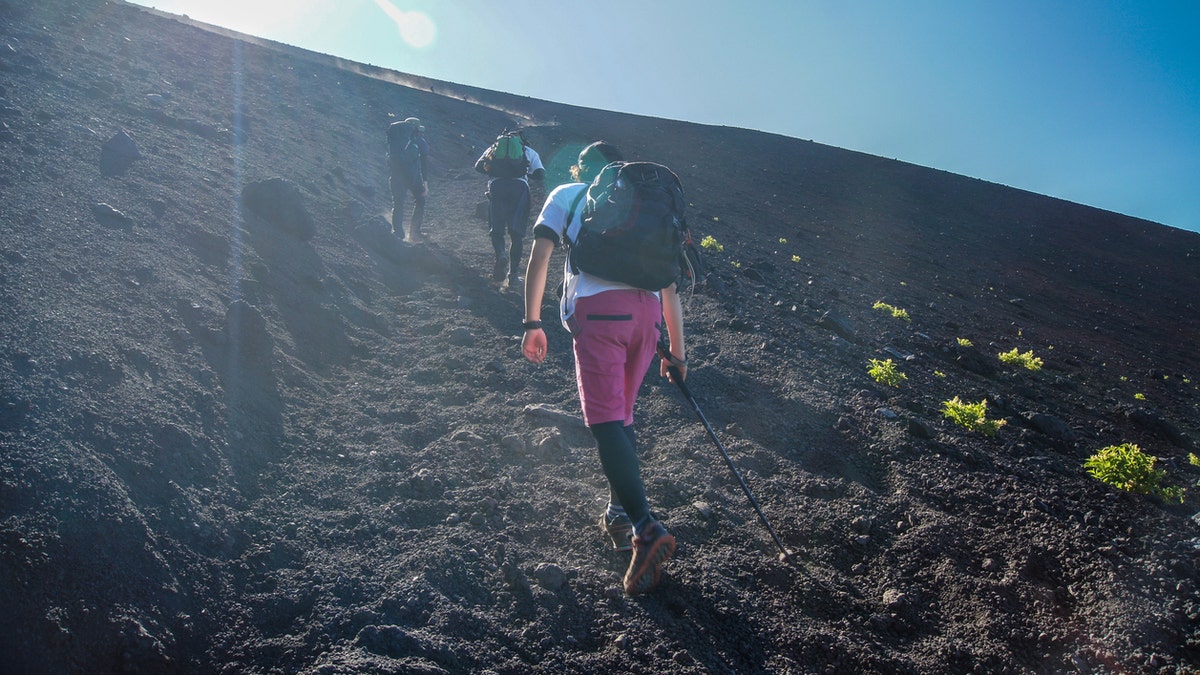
left=386, top=116, right=430, bottom=241
left=475, top=130, right=545, bottom=287
left=520, top=141, right=686, bottom=595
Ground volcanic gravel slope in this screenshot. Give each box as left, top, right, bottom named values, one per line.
left=2, top=1, right=1199, bottom=672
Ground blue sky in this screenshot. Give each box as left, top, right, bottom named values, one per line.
left=127, top=0, right=1200, bottom=234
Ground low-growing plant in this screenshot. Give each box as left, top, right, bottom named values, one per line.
left=868, top=358, right=907, bottom=387
left=1134, top=393, right=1146, bottom=401
left=700, top=235, right=723, bottom=252
left=998, top=348, right=1043, bottom=371
left=791, top=255, right=801, bottom=263
left=872, top=301, right=911, bottom=322
left=956, top=337, right=973, bottom=347
left=1084, top=443, right=1184, bottom=503
left=941, top=397, right=1006, bottom=436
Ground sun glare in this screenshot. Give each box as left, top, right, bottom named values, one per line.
left=372, top=0, right=436, bottom=49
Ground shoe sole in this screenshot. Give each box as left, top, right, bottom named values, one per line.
left=599, top=514, right=633, bottom=552
left=624, top=533, right=676, bottom=595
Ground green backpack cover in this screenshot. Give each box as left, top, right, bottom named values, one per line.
left=486, top=133, right=529, bottom=179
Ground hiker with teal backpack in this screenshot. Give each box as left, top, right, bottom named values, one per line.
left=386, top=116, right=430, bottom=241
left=475, top=130, right=545, bottom=287
left=521, top=141, right=689, bottom=595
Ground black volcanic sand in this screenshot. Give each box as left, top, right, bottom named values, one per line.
left=2, top=1, right=1198, bottom=672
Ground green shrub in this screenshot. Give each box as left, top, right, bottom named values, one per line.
left=700, top=235, right=724, bottom=252
left=998, top=348, right=1043, bottom=371
left=872, top=301, right=911, bottom=322
left=868, top=358, right=907, bottom=387
left=941, top=397, right=1006, bottom=436
left=956, top=337, right=973, bottom=347
left=1084, top=443, right=1184, bottom=503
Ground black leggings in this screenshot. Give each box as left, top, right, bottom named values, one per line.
left=591, top=420, right=650, bottom=527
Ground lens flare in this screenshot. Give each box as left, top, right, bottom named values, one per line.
left=372, top=0, right=435, bottom=48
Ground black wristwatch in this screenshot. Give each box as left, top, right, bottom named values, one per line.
left=522, top=320, right=543, bottom=330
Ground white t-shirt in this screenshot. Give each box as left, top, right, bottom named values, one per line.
left=534, top=182, right=654, bottom=329
left=523, top=146, right=545, bottom=183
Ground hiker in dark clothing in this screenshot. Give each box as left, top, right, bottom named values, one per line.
left=386, top=116, right=430, bottom=241
left=475, top=130, right=545, bottom=288
left=521, top=141, right=686, bottom=595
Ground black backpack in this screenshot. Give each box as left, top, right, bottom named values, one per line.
left=387, top=122, right=422, bottom=176
left=484, top=132, right=529, bottom=179
left=568, top=161, right=693, bottom=291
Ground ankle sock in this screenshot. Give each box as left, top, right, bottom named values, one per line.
left=632, top=516, right=654, bottom=537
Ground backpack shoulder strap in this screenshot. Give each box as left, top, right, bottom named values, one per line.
left=563, top=187, right=587, bottom=247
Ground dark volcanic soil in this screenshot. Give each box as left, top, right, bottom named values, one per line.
left=2, top=1, right=1199, bottom=673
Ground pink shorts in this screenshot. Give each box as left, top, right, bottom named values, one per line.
left=572, top=289, right=662, bottom=426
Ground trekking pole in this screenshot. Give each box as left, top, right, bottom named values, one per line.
left=658, top=343, right=793, bottom=562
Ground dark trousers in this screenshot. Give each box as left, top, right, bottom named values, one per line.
left=390, top=173, right=426, bottom=237
left=486, top=178, right=530, bottom=275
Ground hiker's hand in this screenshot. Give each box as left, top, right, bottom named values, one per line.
left=661, top=358, right=686, bottom=383
left=522, top=328, right=547, bottom=364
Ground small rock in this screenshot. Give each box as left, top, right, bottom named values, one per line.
left=523, top=403, right=586, bottom=430
left=817, top=310, right=856, bottom=340
left=451, top=429, right=485, bottom=443
left=692, top=501, right=713, bottom=519
left=535, top=429, right=565, bottom=457
left=92, top=202, right=132, bottom=228
left=907, top=417, right=936, bottom=439
left=100, top=129, right=141, bottom=175
left=447, top=327, right=474, bottom=346
left=1023, top=411, right=1076, bottom=442
left=882, top=588, right=908, bottom=610
left=673, top=650, right=696, bottom=666
left=499, top=434, right=525, bottom=454
left=532, top=562, right=566, bottom=590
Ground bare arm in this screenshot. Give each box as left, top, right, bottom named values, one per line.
left=521, top=237, right=555, bottom=363
left=659, top=282, right=687, bottom=382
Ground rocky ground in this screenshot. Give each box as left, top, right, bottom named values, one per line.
left=2, top=1, right=1199, bottom=673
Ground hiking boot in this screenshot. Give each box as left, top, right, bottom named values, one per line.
left=599, top=511, right=633, bottom=552
left=505, top=274, right=523, bottom=291
left=492, top=256, right=508, bottom=282
left=623, top=520, right=675, bottom=595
